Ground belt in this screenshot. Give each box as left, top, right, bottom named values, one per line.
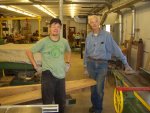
left=88, top=56, right=108, bottom=62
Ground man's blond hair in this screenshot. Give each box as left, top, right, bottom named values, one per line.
left=88, top=15, right=100, bottom=24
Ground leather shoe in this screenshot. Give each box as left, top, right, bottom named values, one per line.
left=89, top=106, right=95, bottom=113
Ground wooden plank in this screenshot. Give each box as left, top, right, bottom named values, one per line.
left=0, top=84, right=40, bottom=97
left=0, top=90, right=41, bottom=105
left=145, top=53, right=150, bottom=71
left=66, top=79, right=96, bottom=93
left=0, top=76, right=14, bottom=83
left=0, top=78, right=96, bottom=105
left=136, top=39, right=143, bottom=70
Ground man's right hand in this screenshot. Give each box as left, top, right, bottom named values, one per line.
left=34, top=65, right=42, bottom=76
left=65, top=62, right=71, bottom=72
left=84, top=66, right=89, bottom=75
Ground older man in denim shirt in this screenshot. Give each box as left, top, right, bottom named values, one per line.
left=84, top=15, right=134, bottom=113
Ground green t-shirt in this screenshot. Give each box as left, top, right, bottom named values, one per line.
left=31, top=36, right=71, bottom=79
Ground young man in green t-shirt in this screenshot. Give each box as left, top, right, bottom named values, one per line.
left=26, top=18, right=71, bottom=113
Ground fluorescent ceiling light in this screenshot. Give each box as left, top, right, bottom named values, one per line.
left=0, top=5, right=38, bottom=17
left=70, top=4, right=75, bottom=18
left=34, top=5, right=57, bottom=18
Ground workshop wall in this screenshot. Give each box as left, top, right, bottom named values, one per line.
left=123, top=2, right=150, bottom=69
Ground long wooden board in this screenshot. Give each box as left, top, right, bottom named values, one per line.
left=145, top=53, right=150, bottom=71
left=0, top=78, right=96, bottom=105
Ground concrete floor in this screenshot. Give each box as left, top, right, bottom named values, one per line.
left=65, top=52, right=116, bottom=113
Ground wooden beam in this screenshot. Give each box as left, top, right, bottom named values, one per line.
left=0, top=78, right=96, bottom=105
left=136, top=39, right=143, bottom=70
left=0, top=84, right=40, bottom=97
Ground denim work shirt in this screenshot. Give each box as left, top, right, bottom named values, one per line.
left=84, top=29, right=127, bottom=66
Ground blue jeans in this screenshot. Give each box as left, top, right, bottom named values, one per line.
left=87, top=59, right=108, bottom=113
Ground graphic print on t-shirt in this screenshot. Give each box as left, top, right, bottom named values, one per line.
left=49, top=45, right=63, bottom=58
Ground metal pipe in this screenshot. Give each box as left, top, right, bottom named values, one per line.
left=89, top=4, right=102, bottom=14
left=100, top=0, right=142, bottom=25
left=64, top=0, right=111, bottom=8
left=119, top=13, right=123, bottom=45
left=131, top=7, right=136, bottom=38
left=108, top=0, right=142, bottom=13
left=38, top=18, right=41, bottom=38
left=0, top=20, right=2, bottom=38
left=59, top=0, right=63, bottom=38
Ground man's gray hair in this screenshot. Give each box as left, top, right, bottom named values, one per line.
left=88, top=15, right=100, bottom=24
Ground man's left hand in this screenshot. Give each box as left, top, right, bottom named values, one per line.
left=124, top=64, right=136, bottom=74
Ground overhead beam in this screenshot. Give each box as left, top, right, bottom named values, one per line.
left=64, top=1, right=111, bottom=9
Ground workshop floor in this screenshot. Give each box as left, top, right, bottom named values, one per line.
left=65, top=52, right=116, bottom=113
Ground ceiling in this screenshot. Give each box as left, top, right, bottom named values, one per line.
left=0, top=0, right=117, bottom=18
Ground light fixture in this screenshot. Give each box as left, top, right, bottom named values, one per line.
left=70, top=4, right=75, bottom=18
left=0, top=5, right=38, bottom=17
left=33, top=5, right=57, bottom=18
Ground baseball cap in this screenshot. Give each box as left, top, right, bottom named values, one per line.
left=49, top=18, right=62, bottom=25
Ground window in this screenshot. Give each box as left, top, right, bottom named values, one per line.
left=106, top=25, right=110, bottom=32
